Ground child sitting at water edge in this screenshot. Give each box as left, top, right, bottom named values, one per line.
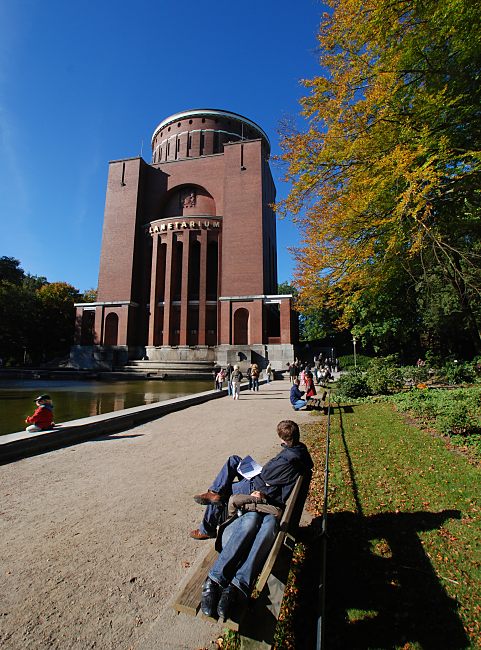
left=25, top=394, right=55, bottom=432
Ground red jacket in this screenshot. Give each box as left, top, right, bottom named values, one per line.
left=305, top=377, right=317, bottom=398
left=26, top=405, right=54, bottom=429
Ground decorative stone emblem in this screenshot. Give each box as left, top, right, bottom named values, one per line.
left=181, top=189, right=196, bottom=209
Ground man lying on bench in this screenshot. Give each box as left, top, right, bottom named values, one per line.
left=190, top=420, right=313, bottom=620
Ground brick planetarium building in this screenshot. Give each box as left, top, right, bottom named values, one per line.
left=73, top=108, right=296, bottom=374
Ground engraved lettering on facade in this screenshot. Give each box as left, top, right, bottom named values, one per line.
left=148, top=218, right=221, bottom=235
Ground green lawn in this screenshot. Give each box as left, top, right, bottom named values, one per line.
left=297, top=402, right=481, bottom=649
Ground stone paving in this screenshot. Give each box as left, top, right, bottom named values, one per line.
left=0, top=379, right=313, bottom=650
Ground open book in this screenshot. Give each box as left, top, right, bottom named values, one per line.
left=237, top=455, right=263, bottom=479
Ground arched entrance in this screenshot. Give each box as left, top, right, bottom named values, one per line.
left=80, top=310, right=95, bottom=345
left=233, top=308, right=249, bottom=345
left=104, top=313, right=119, bottom=346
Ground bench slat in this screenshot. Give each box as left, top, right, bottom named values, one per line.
left=255, top=475, right=303, bottom=593
left=172, top=472, right=309, bottom=646
left=238, top=553, right=294, bottom=649
left=172, top=545, right=218, bottom=615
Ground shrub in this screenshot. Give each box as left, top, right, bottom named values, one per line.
left=436, top=402, right=479, bottom=436
left=366, top=358, right=403, bottom=395
left=338, top=354, right=371, bottom=371
left=390, top=386, right=481, bottom=433
left=439, top=361, right=476, bottom=385
left=335, top=369, right=370, bottom=399
left=424, top=350, right=443, bottom=368
left=392, top=389, right=439, bottom=419
left=401, top=365, right=430, bottom=384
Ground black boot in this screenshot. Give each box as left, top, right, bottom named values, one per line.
left=217, top=584, right=246, bottom=622
left=201, top=577, right=221, bottom=618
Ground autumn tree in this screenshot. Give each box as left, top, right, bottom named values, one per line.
left=36, top=282, right=80, bottom=360
left=279, top=0, right=481, bottom=357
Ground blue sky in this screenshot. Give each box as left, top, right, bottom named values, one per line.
left=0, top=0, right=323, bottom=292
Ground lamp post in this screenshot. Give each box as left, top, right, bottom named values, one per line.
left=352, top=337, right=357, bottom=368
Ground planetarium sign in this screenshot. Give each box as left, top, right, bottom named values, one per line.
left=147, top=218, right=221, bottom=234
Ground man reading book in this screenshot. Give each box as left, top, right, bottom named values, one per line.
left=189, top=420, right=313, bottom=540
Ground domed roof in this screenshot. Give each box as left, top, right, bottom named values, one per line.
left=151, top=108, right=270, bottom=152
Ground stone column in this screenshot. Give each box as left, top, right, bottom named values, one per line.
left=197, top=230, right=208, bottom=345
left=94, top=305, right=104, bottom=345
left=148, top=234, right=159, bottom=346
left=162, top=232, right=174, bottom=346
left=280, top=298, right=292, bottom=344
left=179, top=231, right=190, bottom=345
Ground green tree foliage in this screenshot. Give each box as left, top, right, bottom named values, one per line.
left=0, top=256, right=25, bottom=284
left=0, top=281, right=40, bottom=364
left=36, top=282, right=80, bottom=360
left=81, top=287, right=97, bottom=302
left=278, top=280, right=338, bottom=341
left=277, top=281, right=297, bottom=297
left=0, top=257, right=81, bottom=365
left=279, top=0, right=481, bottom=358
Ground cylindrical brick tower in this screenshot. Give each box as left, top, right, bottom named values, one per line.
left=151, top=108, right=270, bottom=162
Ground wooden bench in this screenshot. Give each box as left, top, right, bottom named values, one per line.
left=173, top=474, right=310, bottom=649
left=292, top=390, right=328, bottom=412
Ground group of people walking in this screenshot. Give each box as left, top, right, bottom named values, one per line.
left=214, top=362, right=273, bottom=399
left=287, top=355, right=337, bottom=387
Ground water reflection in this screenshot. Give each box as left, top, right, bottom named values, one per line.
left=0, top=378, right=212, bottom=436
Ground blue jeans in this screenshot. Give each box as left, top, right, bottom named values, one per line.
left=209, top=512, right=278, bottom=596
left=199, top=455, right=255, bottom=536
left=227, top=381, right=232, bottom=396
left=292, top=399, right=307, bottom=410
left=252, top=378, right=259, bottom=391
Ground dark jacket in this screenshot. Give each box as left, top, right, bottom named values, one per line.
left=252, top=442, right=313, bottom=506
left=290, top=384, right=305, bottom=405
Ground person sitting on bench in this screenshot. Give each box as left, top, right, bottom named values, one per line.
left=201, top=497, right=282, bottom=620
left=190, top=420, right=313, bottom=540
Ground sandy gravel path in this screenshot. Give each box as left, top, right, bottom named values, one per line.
left=0, top=380, right=311, bottom=650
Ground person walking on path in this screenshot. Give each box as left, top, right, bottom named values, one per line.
left=215, top=369, right=226, bottom=391
left=288, top=362, right=298, bottom=384
left=251, top=363, right=260, bottom=391
left=25, top=394, right=55, bottom=432
left=225, top=363, right=234, bottom=396
left=230, top=365, right=243, bottom=400
left=265, top=362, right=272, bottom=383
left=189, top=420, right=313, bottom=540
left=246, top=365, right=253, bottom=390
